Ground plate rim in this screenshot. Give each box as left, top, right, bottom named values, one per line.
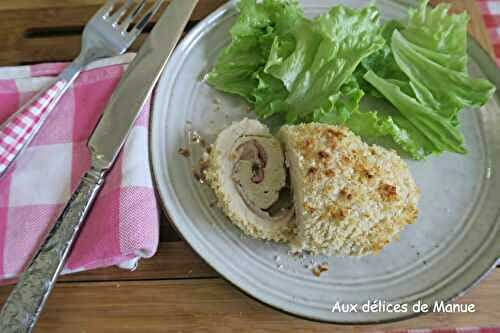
left=151, top=0, right=500, bottom=324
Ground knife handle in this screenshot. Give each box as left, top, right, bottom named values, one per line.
left=0, top=166, right=106, bottom=333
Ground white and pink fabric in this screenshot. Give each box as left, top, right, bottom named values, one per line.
left=0, top=54, right=159, bottom=282
left=478, top=0, right=500, bottom=67
left=0, top=80, right=66, bottom=175
left=369, top=327, right=500, bottom=333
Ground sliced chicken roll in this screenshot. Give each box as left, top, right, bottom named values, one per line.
left=279, top=123, right=420, bottom=256
left=206, top=118, right=295, bottom=242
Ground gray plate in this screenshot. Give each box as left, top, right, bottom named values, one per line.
left=151, top=0, right=500, bottom=323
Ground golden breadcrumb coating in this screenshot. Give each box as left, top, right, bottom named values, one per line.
left=279, top=123, right=419, bottom=256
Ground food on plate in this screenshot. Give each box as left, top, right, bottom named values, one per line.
left=207, top=0, right=495, bottom=160
left=206, top=118, right=295, bottom=242
left=312, top=263, right=329, bottom=277
left=206, top=119, right=419, bottom=255
left=202, top=0, right=494, bottom=256
left=280, top=123, right=419, bottom=255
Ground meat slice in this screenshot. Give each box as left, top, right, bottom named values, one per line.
left=206, top=118, right=295, bottom=242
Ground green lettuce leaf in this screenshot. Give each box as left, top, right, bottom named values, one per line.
left=205, top=35, right=262, bottom=102
left=392, top=30, right=496, bottom=119
left=206, top=0, right=303, bottom=102
left=265, top=5, right=385, bottom=122
left=354, top=19, right=407, bottom=95
left=355, top=0, right=494, bottom=156
left=346, top=110, right=426, bottom=159
left=314, top=79, right=425, bottom=159
left=402, top=0, right=468, bottom=72
left=357, top=0, right=494, bottom=118
left=206, top=0, right=495, bottom=161
left=364, top=70, right=466, bottom=154
left=253, top=70, right=289, bottom=119
left=312, top=78, right=364, bottom=125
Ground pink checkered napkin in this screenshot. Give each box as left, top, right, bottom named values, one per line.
left=369, top=327, right=500, bottom=333
left=0, top=80, right=66, bottom=175
left=0, top=53, right=159, bottom=281
left=478, top=0, right=500, bottom=66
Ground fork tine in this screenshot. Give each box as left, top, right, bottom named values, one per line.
left=130, top=0, right=163, bottom=37
left=95, top=0, right=119, bottom=18
left=120, top=0, right=147, bottom=31
left=109, top=0, right=135, bottom=25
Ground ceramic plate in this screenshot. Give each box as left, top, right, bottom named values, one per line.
left=151, top=0, right=500, bottom=323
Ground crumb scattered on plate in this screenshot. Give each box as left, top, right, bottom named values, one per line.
left=312, top=263, right=329, bottom=277
left=178, top=147, right=190, bottom=157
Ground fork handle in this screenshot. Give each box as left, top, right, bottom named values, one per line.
left=0, top=166, right=106, bottom=333
left=0, top=57, right=86, bottom=178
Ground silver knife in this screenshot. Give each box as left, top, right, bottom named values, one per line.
left=0, top=0, right=198, bottom=331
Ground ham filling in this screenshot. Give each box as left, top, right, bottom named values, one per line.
left=231, top=136, right=293, bottom=222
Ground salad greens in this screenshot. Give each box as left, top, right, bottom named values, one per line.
left=207, top=0, right=495, bottom=159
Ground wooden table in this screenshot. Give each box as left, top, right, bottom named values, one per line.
left=0, top=1, right=498, bottom=332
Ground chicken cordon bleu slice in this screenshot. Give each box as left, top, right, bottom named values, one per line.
left=206, top=118, right=295, bottom=242
left=279, top=123, right=419, bottom=256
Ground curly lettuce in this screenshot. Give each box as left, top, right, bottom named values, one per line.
left=207, top=0, right=495, bottom=160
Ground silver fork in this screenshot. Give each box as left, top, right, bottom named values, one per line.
left=0, top=0, right=162, bottom=178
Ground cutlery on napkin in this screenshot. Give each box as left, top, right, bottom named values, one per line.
left=0, top=54, right=159, bottom=282
left=0, top=0, right=200, bottom=331
left=0, top=0, right=162, bottom=178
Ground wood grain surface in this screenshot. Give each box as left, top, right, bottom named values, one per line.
left=0, top=0, right=498, bottom=332
left=0, top=272, right=498, bottom=333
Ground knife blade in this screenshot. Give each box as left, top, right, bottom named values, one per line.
left=90, top=0, right=198, bottom=169
left=0, top=1, right=198, bottom=332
